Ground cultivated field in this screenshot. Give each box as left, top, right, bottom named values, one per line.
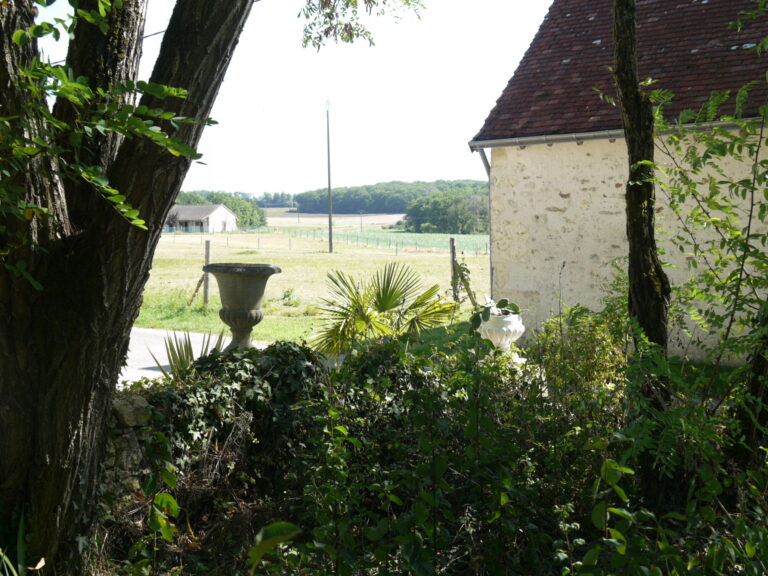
left=137, top=211, right=491, bottom=342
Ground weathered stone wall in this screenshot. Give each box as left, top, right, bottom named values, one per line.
left=488, top=136, right=757, bottom=354
left=105, top=394, right=152, bottom=494
left=490, top=139, right=628, bottom=330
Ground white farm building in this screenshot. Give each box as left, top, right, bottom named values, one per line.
left=165, top=204, right=237, bottom=233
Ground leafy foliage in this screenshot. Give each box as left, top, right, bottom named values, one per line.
left=404, top=186, right=490, bottom=234
left=102, top=328, right=628, bottom=575
left=300, top=0, right=423, bottom=48
left=655, top=100, right=768, bottom=364
left=98, top=295, right=768, bottom=575
left=255, top=191, right=294, bottom=208
left=2, top=8, right=206, bottom=277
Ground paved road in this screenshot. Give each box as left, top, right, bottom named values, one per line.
left=120, top=327, right=268, bottom=383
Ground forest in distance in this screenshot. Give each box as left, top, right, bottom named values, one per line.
left=178, top=179, right=490, bottom=234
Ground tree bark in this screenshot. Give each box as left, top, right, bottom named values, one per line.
left=613, top=0, right=671, bottom=359
left=613, top=0, right=677, bottom=511
left=0, top=0, right=254, bottom=569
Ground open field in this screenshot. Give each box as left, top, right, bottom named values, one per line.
left=265, top=207, right=491, bottom=253
left=263, top=206, right=404, bottom=230
left=137, top=224, right=491, bottom=342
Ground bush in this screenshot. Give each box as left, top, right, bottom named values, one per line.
left=94, top=307, right=768, bottom=576
left=101, top=342, right=328, bottom=575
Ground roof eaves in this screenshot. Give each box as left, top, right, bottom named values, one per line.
left=469, top=128, right=626, bottom=150
left=469, top=120, right=752, bottom=151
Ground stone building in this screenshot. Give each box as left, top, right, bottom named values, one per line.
left=469, top=0, right=768, bottom=346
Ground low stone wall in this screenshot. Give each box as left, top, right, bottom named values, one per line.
left=104, top=394, right=153, bottom=494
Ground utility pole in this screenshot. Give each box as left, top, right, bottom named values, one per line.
left=326, top=100, right=334, bottom=253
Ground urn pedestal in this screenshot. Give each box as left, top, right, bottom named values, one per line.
left=203, top=263, right=281, bottom=351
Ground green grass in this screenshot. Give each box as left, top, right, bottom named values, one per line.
left=137, top=227, right=489, bottom=343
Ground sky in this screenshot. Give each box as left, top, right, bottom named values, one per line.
left=40, top=0, right=552, bottom=196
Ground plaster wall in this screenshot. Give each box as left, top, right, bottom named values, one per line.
left=488, top=137, right=755, bottom=349
left=208, top=206, right=238, bottom=232
left=490, top=139, right=628, bottom=330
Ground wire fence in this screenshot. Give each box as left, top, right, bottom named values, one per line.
left=284, top=228, right=489, bottom=254
left=162, top=227, right=489, bottom=255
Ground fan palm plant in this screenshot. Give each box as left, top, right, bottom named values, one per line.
left=311, top=262, right=457, bottom=357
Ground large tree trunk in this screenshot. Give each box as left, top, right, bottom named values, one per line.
left=0, top=0, right=254, bottom=569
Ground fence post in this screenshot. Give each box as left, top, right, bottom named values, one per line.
left=203, top=240, right=211, bottom=307
left=450, top=238, right=461, bottom=302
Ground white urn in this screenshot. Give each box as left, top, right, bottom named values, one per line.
left=478, top=312, right=525, bottom=351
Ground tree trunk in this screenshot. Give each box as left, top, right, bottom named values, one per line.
left=613, top=0, right=671, bottom=361
left=613, top=0, right=677, bottom=511
left=0, top=0, right=254, bottom=569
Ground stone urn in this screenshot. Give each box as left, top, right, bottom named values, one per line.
left=478, top=312, right=525, bottom=352
left=203, top=263, right=281, bottom=351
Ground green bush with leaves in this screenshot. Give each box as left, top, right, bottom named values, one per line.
left=93, top=304, right=768, bottom=575
left=253, top=335, right=628, bottom=575
left=102, top=342, right=328, bottom=575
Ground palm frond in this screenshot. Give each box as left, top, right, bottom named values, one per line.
left=371, top=262, right=421, bottom=312
left=402, top=297, right=458, bottom=336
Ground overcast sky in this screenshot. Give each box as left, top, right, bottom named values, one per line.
left=40, top=0, right=552, bottom=196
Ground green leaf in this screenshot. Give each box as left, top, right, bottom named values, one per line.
left=248, top=522, right=300, bottom=574
left=607, top=507, right=635, bottom=523
left=591, top=501, right=607, bottom=530
left=388, top=493, right=404, bottom=506
left=745, top=541, right=756, bottom=559
left=608, top=528, right=627, bottom=555
left=601, top=459, right=631, bottom=485
left=700, top=506, right=716, bottom=523
left=12, top=30, right=29, bottom=46
left=583, top=545, right=601, bottom=567
left=611, top=483, right=629, bottom=503
left=153, top=492, right=180, bottom=518
left=346, top=437, right=362, bottom=449
left=160, top=465, right=177, bottom=489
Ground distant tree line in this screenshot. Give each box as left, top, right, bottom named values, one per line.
left=403, top=188, right=489, bottom=234
left=293, top=180, right=487, bottom=217
left=177, top=190, right=267, bottom=228
left=256, top=192, right=294, bottom=207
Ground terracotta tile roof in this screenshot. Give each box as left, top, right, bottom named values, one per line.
left=473, top=0, right=768, bottom=143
